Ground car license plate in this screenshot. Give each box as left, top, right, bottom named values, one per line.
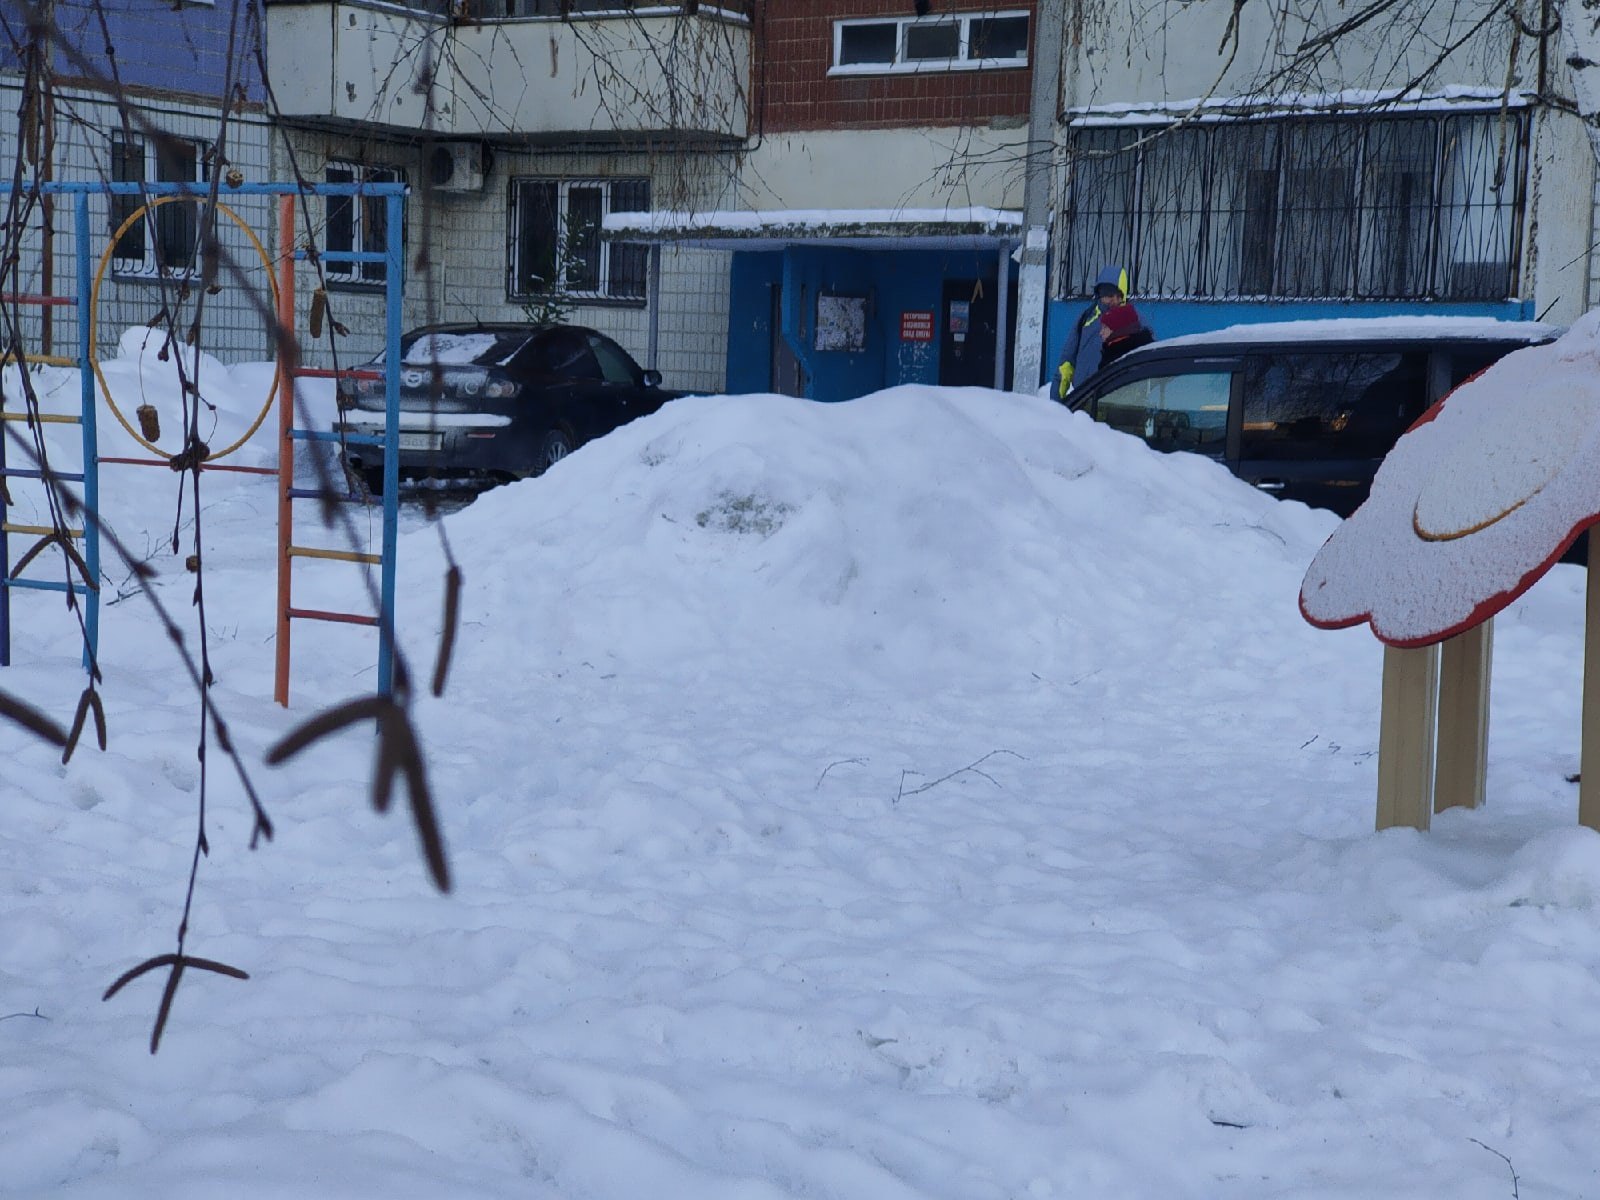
left=397, top=431, right=443, bottom=451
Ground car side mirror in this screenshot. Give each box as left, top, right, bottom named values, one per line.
left=642, top=368, right=663, bottom=388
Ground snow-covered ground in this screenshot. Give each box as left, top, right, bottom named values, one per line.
left=3, top=337, right=1598, bottom=1198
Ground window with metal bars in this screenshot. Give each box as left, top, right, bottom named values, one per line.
left=1059, top=112, right=1526, bottom=303
left=109, top=134, right=209, bottom=278
left=508, top=177, right=650, bottom=302
left=325, top=163, right=405, bottom=286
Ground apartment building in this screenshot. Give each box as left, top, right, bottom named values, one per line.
left=1045, top=0, right=1596, bottom=364
left=608, top=1, right=1037, bottom=400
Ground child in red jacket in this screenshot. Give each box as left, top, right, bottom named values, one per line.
left=1098, top=299, right=1154, bottom=367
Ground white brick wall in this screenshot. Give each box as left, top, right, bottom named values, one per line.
left=274, top=131, right=736, bottom=395
left=0, top=90, right=736, bottom=391
left=0, top=83, right=277, bottom=364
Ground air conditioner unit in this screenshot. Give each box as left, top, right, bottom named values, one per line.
left=430, top=143, right=485, bottom=193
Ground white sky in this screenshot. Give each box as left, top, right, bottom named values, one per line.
left=3, top=329, right=1598, bottom=1198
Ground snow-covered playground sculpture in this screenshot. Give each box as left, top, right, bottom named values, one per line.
left=1300, top=311, right=1600, bottom=831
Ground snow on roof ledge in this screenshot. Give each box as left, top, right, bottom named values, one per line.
left=602, top=206, right=1023, bottom=247
left=1067, top=86, right=1536, bottom=126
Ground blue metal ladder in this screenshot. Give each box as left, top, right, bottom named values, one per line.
left=0, top=180, right=404, bottom=702
left=1, top=188, right=101, bottom=672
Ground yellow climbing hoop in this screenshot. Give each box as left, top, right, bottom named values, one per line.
left=90, top=197, right=279, bottom=462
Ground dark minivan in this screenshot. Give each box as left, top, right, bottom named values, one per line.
left=1065, top=317, right=1560, bottom=516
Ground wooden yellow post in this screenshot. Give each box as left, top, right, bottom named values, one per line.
left=1377, top=644, right=1440, bottom=831
left=1581, top=537, right=1600, bottom=830
left=1434, top=619, right=1492, bottom=813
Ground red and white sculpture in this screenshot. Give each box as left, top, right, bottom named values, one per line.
left=1300, top=311, right=1600, bottom=829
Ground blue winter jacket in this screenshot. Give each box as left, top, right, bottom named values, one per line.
left=1057, top=265, right=1128, bottom=399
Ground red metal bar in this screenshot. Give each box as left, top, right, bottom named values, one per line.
left=286, top=607, right=379, bottom=627
left=0, top=293, right=75, bottom=307
left=294, top=367, right=381, bottom=380
left=98, top=456, right=277, bottom=476
left=275, top=196, right=295, bottom=707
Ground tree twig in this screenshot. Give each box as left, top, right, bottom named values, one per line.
left=895, top=749, right=1025, bottom=804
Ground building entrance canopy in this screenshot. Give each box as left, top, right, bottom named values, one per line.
left=601, top=206, right=1021, bottom=252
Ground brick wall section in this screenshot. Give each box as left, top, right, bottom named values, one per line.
left=760, top=0, right=1034, bottom=133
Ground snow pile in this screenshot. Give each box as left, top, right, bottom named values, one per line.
left=3, top=347, right=1599, bottom=1198
left=410, top=385, right=1330, bottom=687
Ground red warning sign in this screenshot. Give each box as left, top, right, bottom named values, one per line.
left=900, top=310, right=935, bottom=342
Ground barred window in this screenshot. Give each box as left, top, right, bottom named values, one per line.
left=325, top=163, right=404, bottom=286
left=508, top=177, right=649, bottom=302
left=1060, top=112, right=1525, bottom=302
left=110, top=134, right=209, bottom=278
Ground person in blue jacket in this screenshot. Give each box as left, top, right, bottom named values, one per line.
left=1057, top=266, right=1145, bottom=399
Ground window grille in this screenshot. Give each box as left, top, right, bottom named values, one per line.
left=325, top=163, right=404, bottom=286
left=110, top=134, right=209, bottom=278
left=508, top=177, right=651, bottom=302
left=1060, top=112, right=1526, bottom=303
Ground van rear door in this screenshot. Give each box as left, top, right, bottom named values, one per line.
left=1233, top=349, right=1429, bottom=517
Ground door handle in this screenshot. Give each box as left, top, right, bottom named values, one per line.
left=1255, top=479, right=1287, bottom=492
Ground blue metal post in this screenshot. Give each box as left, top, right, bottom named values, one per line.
left=0, top=326, right=9, bottom=668
left=77, top=190, right=100, bottom=671
left=377, top=190, right=403, bottom=699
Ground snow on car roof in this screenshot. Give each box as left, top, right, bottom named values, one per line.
left=402, top=332, right=508, bottom=366
left=1147, top=316, right=1560, bottom=352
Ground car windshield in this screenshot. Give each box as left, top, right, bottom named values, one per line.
left=396, top=330, right=531, bottom=366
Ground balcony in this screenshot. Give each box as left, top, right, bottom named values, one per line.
left=263, top=1, right=750, bottom=142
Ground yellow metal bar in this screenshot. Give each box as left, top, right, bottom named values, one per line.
left=0, top=352, right=79, bottom=368
left=0, top=411, right=81, bottom=424
left=1582, top=536, right=1600, bottom=830
left=287, top=544, right=382, bottom=566
left=2, top=523, right=84, bottom=538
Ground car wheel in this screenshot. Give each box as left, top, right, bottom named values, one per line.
left=536, top=429, right=575, bottom=475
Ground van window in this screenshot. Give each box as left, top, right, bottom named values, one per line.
left=1095, top=371, right=1231, bottom=455
left=1241, top=352, right=1426, bottom=460
left=1448, top=345, right=1518, bottom=390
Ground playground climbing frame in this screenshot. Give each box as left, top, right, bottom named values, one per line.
left=0, top=179, right=408, bottom=702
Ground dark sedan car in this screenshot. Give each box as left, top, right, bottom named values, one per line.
left=337, top=322, right=678, bottom=492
